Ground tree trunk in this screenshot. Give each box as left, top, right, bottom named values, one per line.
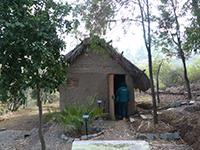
left=138, top=0, right=158, bottom=124
left=148, top=49, right=158, bottom=124
left=156, top=61, right=163, bottom=104
left=180, top=50, right=192, bottom=100
left=37, top=85, right=46, bottom=150
left=171, top=0, right=192, bottom=100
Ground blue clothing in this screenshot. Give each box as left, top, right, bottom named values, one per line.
left=116, top=85, right=130, bottom=118
left=116, top=86, right=129, bottom=103
left=118, top=102, right=128, bottom=118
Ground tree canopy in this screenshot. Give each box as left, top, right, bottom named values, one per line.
left=184, top=0, right=200, bottom=54
left=0, top=0, right=72, bottom=104
left=0, top=0, right=73, bottom=149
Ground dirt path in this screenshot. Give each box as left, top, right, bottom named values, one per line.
left=91, top=119, right=136, bottom=140
left=0, top=107, right=39, bottom=130
left=0, top=103, right=193, bottom=150
left=0, top=103, right=58, bottom=130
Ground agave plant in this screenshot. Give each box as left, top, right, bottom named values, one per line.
left=46, top=96, right=105, bottom=133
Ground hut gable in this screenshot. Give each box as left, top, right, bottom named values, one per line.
left=65, top=37, right=150, bottom=91
left=67, top=50, right=126, bottom=74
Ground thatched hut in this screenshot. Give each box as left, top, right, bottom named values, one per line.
left=59, top=37, right=150, bottom=120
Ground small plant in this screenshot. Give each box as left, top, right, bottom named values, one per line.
left=46, top=97, right=105, bottom=134
left=0, top=102, right=8, bottom=115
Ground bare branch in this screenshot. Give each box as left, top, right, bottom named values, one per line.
left=170, top=32, right=179, bottom=46
left=108, top=18, right=142, bottom=23
left=146, top=0, right=151, bottom=49
left=137, top=0, right=148, bottom=49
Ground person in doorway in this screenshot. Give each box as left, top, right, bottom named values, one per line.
left=116, top=83, right=129, bottom=120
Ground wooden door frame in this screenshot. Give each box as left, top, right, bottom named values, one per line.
left=108, top=74, right=115, bottom=120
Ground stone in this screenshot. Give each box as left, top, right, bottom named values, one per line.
left=137, top=102, right=152, bottom=110
left=61, top=133, right=74, bottom=143
left=189, top=100, right=195, bottom=105
left=140, top=114, right=153, bottom=120
left=184, top=104, right=200, bottom=112
left=81, top=135, right=89, bottom=140
left=157, top=111, right=162, bottom=115
left=0, top=128, right=6, bottom=132
left=181, top=101, right=188, bottom=105
left=24, top=134, right=30, bottom=138
left=196, top=96, right=200, bottom=101
left=74, top=138, right=80, bottom=141
left=67, top=138, right=74, bottom=143
left=167, top=108, right=175, bottom=111
left=170, top=101, right=182, bottom=108
left=129, top=117, right=135, bottom=123
left=0, top=118, right=5, bottom=122
left=60, top=133, right=69, bottom=141
left=159, top=132, right=181, bottom=141
left=81, top=131, right=104, bottom=140
left=146, top=133, right=157, bottom=140
left=92, top=127, right=102, bottom=132
left=72, top=140, right=150, bottom=150
left=136, top=133, right=157, bottom=140
left=136, top=133, right=148, bottom=140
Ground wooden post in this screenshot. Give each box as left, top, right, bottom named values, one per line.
left=108, top=74, right=115, bottom=120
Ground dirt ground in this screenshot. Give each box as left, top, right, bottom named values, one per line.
left=0, top=102, right=58, bottom=130
left=135, top=83, right=200, bottom=150
left=0, top=108, right=192, bottom=150
left=160, top=103, right=200, bottom=150
left=0, top=107, right=39, bottom=130
left=0, top=85, right=199, bottom=150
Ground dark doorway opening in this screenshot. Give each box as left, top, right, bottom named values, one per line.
left=114, top=74, right=126, bottom=119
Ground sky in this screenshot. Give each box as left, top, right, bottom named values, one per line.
left=60, top=0, right=148, bottom=65
left=63, top=19, right=146, bottom=65
left=56, top=0, right=198, bottom=66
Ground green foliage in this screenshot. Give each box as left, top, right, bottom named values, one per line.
left=161, top=67, right=184, bottom=87
left=31, top=89, right=59, bottom=104
left=158, top=60, right=200, bottom=88
left=0, top=102, right=8, bottom=115
left=188, top=57, right=200, bottom=82
left=184, top=26, right=200, bottom=54
left=157, top=0, right=192, bottom=99
left=88, top=35, right=107, bottom=55
left=152, top=58, right=163, bottom=77
left=156, top=0, right=181, bottom=57
left=183, top=0, right=200, bottom=53
left=0, top=0, right=73, bottom=107
left=184, top=0, right=200, bottom=54
left=46, top=100, right=104, bottom=133
left=142, top=60, right=185, bottom=88
left=73, top=0, right=116, bottom=35
left=143, top=57, right=200, bottom=89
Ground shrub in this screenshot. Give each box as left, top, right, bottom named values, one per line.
left=31, top=89, right=59, bottom=104
left=0, top=102, right=8, bottom=115
left=188, top=57, right=200, bottom=82
left=141, top=60, right=184, bottom=88
left=46, top=98, right=105, bottom=133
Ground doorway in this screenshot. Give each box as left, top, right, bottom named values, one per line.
left=108, top=74, right=126, bottom=120
left=114, top=75, right=126, bottom=95
left=114, top=74, right=126, bottom=119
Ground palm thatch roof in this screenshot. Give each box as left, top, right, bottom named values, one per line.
left=65, top=37, right=150, bottom=91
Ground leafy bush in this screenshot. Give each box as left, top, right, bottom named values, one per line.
left=160, top=66, right=184, bottom=87
left=188, top=57, right=200, bottom=82
left=141, top=60, right=184, bottom=89
left=31, top=89, right=59, bottom=104
left=0, top=102, right=8, bottom=115
left=140, top=56, right=200, bottom=89
left=46, top=98, right=105, bottom=133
